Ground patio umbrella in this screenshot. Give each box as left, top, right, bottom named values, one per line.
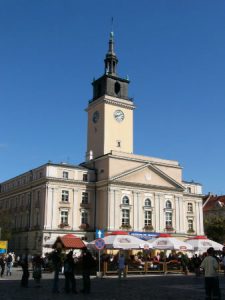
left=89, top=234, right=153, bottom=250
left=147, top=234, right=193, bottom=251
left=185, top=236, right=223, bottom=253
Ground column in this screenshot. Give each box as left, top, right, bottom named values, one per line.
left=114, top=189, right=120, bottom=230
left=155, top=193, right=161, bottom=231
left=195, top=201, right=200, bottom=234
left=199, top=201, right=204, bottom=235
left=72, top=189, right=79, bottom=230
left=178, top=196, right=187, bottom=233
left=175, top=196, right=180, bottom=232
left=50, top=187, right=55, bottom=229
left=107, top=187, right=114, bottom=230
left=159, top=194, right=164, bottom=231
left=44, top=184, right=48, bottom=229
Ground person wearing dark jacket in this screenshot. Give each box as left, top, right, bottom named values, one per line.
left=20, top=249, right=29, bottom=287
left=81, top=249, right=95, bottom=294
left=64, top=251, right=77, bottom=294
left=0, top=255, right=6, bottom=277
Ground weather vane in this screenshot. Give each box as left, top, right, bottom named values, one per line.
left=111, top=17, right=114, bottom=33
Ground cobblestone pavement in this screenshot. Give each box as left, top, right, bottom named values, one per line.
left=0, top=269, right=224, bottom=300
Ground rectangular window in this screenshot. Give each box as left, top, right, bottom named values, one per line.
left=81, top=211, right=88, bottom=224
left=63, top=171, right=69, bottom=179
left=188, top=220, right=193, bottom=230
left=83, top=173, right=88, bottom=181
left=165, top=212, right=172, bottom=227
left=60, top=210, right=68, bottom=225
left=144, top=211, right=152, bottom=226
left=26, top=213, right=29, bottom=227
left=82, top=192, right=88, bottom=204
left=122, top=209, right=130, bottom=225
left=187, top=203, right=193, bottom=212
left=62, top=190, right=69, bottom=202
left=116, top=140, right=121, bottom=148
left=36, top=211, right=39, bottom=226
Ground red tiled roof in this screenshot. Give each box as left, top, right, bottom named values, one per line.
left=54, top=234, right=86, bottom=249
left=203, top=195, right=225, bottom=212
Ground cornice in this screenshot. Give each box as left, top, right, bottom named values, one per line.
left=107, top=180, right=183, bottom=192
left=86, top=95, right=135, bottom=111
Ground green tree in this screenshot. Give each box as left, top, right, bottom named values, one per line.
left=204, top=215, right=225, bottom=244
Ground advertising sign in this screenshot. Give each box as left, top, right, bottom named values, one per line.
left=0, top=240, right=8, bottom=254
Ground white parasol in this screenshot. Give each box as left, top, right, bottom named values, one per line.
left=185, top=236, right=223, bottom=253
left=147, top=236, right=193, bottom=251
left=89, top=234, right=153, bottom=250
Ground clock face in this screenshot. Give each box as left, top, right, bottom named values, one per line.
left=114, top=110, right=124, bottom=122
left=92, top=111, right=99, bottom=123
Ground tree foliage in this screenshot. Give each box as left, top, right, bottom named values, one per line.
left=204, top=214, right=225, bottom=244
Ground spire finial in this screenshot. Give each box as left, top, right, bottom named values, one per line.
left=104, top=18, right=118, bottom=75
left=111, top=17, right=114, bottom=35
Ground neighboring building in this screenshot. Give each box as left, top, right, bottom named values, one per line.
left=203, top=193, right=225, bottom=217
left=0, top=32, right=204, bottom=255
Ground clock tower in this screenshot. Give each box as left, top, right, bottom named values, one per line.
left=86, top=32, right=135, bottom=161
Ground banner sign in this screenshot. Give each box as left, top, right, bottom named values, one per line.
left=129, top=231, right=159, bottom=240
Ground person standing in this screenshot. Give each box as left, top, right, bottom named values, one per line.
left=0, top=255, right=6, bottom=277
left=20, top=249, right=29, bottom=288
left=6, top=253, right=13, bottom=276
left=81, top=248, right=95, bottom=294
left=200, top=247, right=220, bottom=300
left=63, top=251, right=77, bottom=294
left=51, top=248, right=62, bottom=293
left=32, top=254, right=43, bottom=287
left=118, top=253, right=126, bottom=279
left=221, top=246, right=225, bottom=277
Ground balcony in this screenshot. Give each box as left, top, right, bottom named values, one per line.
left=143, top=225, right=154, bottom=232
left=58, top=223, right=70, bottom=229
left=187, top=229, right=195, bottom=235
left=79, top=223, right=89, bottom=230
left=165, top=225, right=175, bottom=232
left=80, top=203, right=90, bottom=208
left=119, top=224, right=132, bottom=230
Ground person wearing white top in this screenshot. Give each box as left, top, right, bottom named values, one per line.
left=200, top=247, right=220, bottom=300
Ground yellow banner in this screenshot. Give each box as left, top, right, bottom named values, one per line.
left=0, top=241, right=8, bottom=249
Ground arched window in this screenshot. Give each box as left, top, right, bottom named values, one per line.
left=166, top=200, right=172, bottom=209
left=187, top=203, right=193, bottom=212
left=145, top=198, right=151, bottom=207
left=114, top=82, right=120, bottom=95
left=122, top=196, right=129, bottom=205
left=187, top=187, right=191, bottom=193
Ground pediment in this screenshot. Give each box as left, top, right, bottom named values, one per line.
left=111, top=163, right=184, bottom=190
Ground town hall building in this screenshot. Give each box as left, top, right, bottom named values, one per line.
left=0, top=32, right=204, bottom=254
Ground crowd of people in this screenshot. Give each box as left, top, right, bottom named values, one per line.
left=102, top=247, right=225, bottom=276
left=0, top=247, right=96, bottom=294
left=0, top=246, right=224, bottom=298
left=0, top=252, right=15, bottom=277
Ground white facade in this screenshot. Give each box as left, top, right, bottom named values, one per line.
left=0, top=32, right=205, bottom=255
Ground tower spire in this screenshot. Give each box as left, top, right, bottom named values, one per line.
left=104, top=30, right=118, bottom=76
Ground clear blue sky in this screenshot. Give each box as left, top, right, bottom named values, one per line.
left=0, top=0, right=225, bottom=195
